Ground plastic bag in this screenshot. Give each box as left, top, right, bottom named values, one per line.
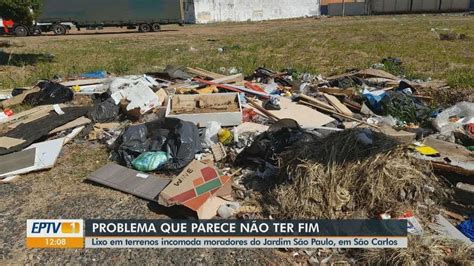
left=457, top=217, right=474, bottom=242
left=433, top=102, right=474, bottom=134
left=363, top=89, right=387, bottom=114
left=23, top=81, right=74, bottom=106
left=202, top=121, right=221, bottom=148
left=132, top=151, right=170, bottom=172
left=88, top=98, right=120, bottom=122
left=112, top=118, right=201, bottom=170
left=113, top=125, right=152, bottom=168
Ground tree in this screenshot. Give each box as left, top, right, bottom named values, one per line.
left=0, top=0, right=42, bottom=24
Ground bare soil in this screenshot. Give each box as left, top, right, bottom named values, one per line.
left=0, top=142, right=291, bottom=264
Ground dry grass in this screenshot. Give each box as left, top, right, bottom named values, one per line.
left=262, top=128, right=469, bottom=264
left=265, top=129, right=443, bottom=220
left=359, top=236, right=473, bottom=265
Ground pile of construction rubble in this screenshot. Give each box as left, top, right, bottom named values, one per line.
left=0, top=60, right=472, bottom=262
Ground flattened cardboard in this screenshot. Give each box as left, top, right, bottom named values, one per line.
left=423, top=137, right=474, bottom=171
left=87, top=163, right=170, bottom=201
left=0, top=137, right=26, bottom=149
left=0, top=148, right=36, bottom=176
left=266, top=97, right=335, bottom=129
left=159, top=160, right=232, bottom=219
left=380, top=125, right=416, bottom=145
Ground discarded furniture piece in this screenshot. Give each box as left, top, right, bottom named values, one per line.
left=166, top=93, right=243, bottom=127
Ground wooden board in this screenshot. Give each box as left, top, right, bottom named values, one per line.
left=212, top=74, right=244, bottom=84
left=355, top=69, right=399, bottom=80
left=0, top=136, right=26, bottom=149
left=265, top=97, right=335, bottom=129
left=323, top=93, right=353, bottom=116
left=0, top=105, right=54, bottom=127
left=186, top=67, right=225, bottom=79
left=49, top=117, right=91, bottom=134
left=320, top=87, right=356, bottom=97
left=60, top=78, right=107, bottom=87
left=0, top=148, right=36, bottom=176
left=87, top=163, right=171, bottom=201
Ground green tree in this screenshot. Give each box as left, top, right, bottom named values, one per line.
left=0, top=0, right=42, bottom=24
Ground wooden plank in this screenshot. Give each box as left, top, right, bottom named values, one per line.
left=297, top=94, right=336, bottom=111
left=320, top=87, right=356, bottom=97
left=0, top=148, right=36, bottom=175
left=323, top=93, right=353, bottom=116
left=60, top=78, right=107, bottom=87
left=186, top=67, right=225, bottom=79
left=0, top=137, right=26, bottom=149
left=49, top=117, right=91, bottom=134
left=212, top=74, right=244, bottom=84
left=7, top=111, right=51, bottom=129
left=0, top=105, right=53, bottom=126
left=355, top=69, right=399, bottom=80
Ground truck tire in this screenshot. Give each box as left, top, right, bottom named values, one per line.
left=139, top=23, right=151, bottom=33
left=31, top=26, right=42, bottom=36
left=14, top=25, right=29, bottom=37
left=151, top=23, right=161, bottom=32
left=52, top=24, right=67, bottom=35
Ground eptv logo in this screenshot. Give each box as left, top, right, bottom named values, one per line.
left=31, top=221, right=81, bottom=234
left=27, top=219, right=84, bottom=248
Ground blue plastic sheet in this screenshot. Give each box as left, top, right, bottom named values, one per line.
left=458, top=217, right=474, bottom=242
left=80, top=70, right=107, bottom=79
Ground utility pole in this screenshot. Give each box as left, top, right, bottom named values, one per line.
left=342, top=0, right=346, bottom=16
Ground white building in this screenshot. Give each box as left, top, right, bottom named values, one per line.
left=184, top=0, right=320, bottom=24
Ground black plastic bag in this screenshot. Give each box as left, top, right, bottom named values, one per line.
left=23, top=81, right=74, bottom=106
left=112, top=118, right=201, bottom=170
left=88, top=98, right=120, bottom=123
left=235, top=119, right=316, bottom=168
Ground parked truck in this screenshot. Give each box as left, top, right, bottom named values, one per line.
left=4, top=0, right=184, bottom=36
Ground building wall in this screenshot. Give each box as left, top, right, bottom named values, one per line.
left=184, top=0, right=320, bottom=24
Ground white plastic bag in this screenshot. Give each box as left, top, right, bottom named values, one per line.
left=433, top=102, right=474, bottom=133
left=202, top=121, right=222, bottom=148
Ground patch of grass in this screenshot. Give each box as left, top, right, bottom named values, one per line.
left=446, top=67, right=474, bottom=88
left=0, top=15, right=473, bottom=92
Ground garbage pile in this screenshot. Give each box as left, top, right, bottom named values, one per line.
left=0, top=62, right=472, bottom=261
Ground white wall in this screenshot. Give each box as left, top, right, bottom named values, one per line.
left=184, top=0, right=320, bottom=24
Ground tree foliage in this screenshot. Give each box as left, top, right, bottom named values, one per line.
left=0, top=0, right=42, bottom=24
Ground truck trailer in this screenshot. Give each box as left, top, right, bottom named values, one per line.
left=7, top=0, right=184, bottom=36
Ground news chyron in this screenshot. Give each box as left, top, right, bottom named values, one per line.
left=27, top=220, right=84, bottom=248
left=26, top=219, right=408, bottom=249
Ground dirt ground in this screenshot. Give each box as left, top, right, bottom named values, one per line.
left=0, top=142, right=293, bottom=264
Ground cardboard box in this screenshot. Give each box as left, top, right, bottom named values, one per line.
left=159, top=160, right=232, bottom=219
